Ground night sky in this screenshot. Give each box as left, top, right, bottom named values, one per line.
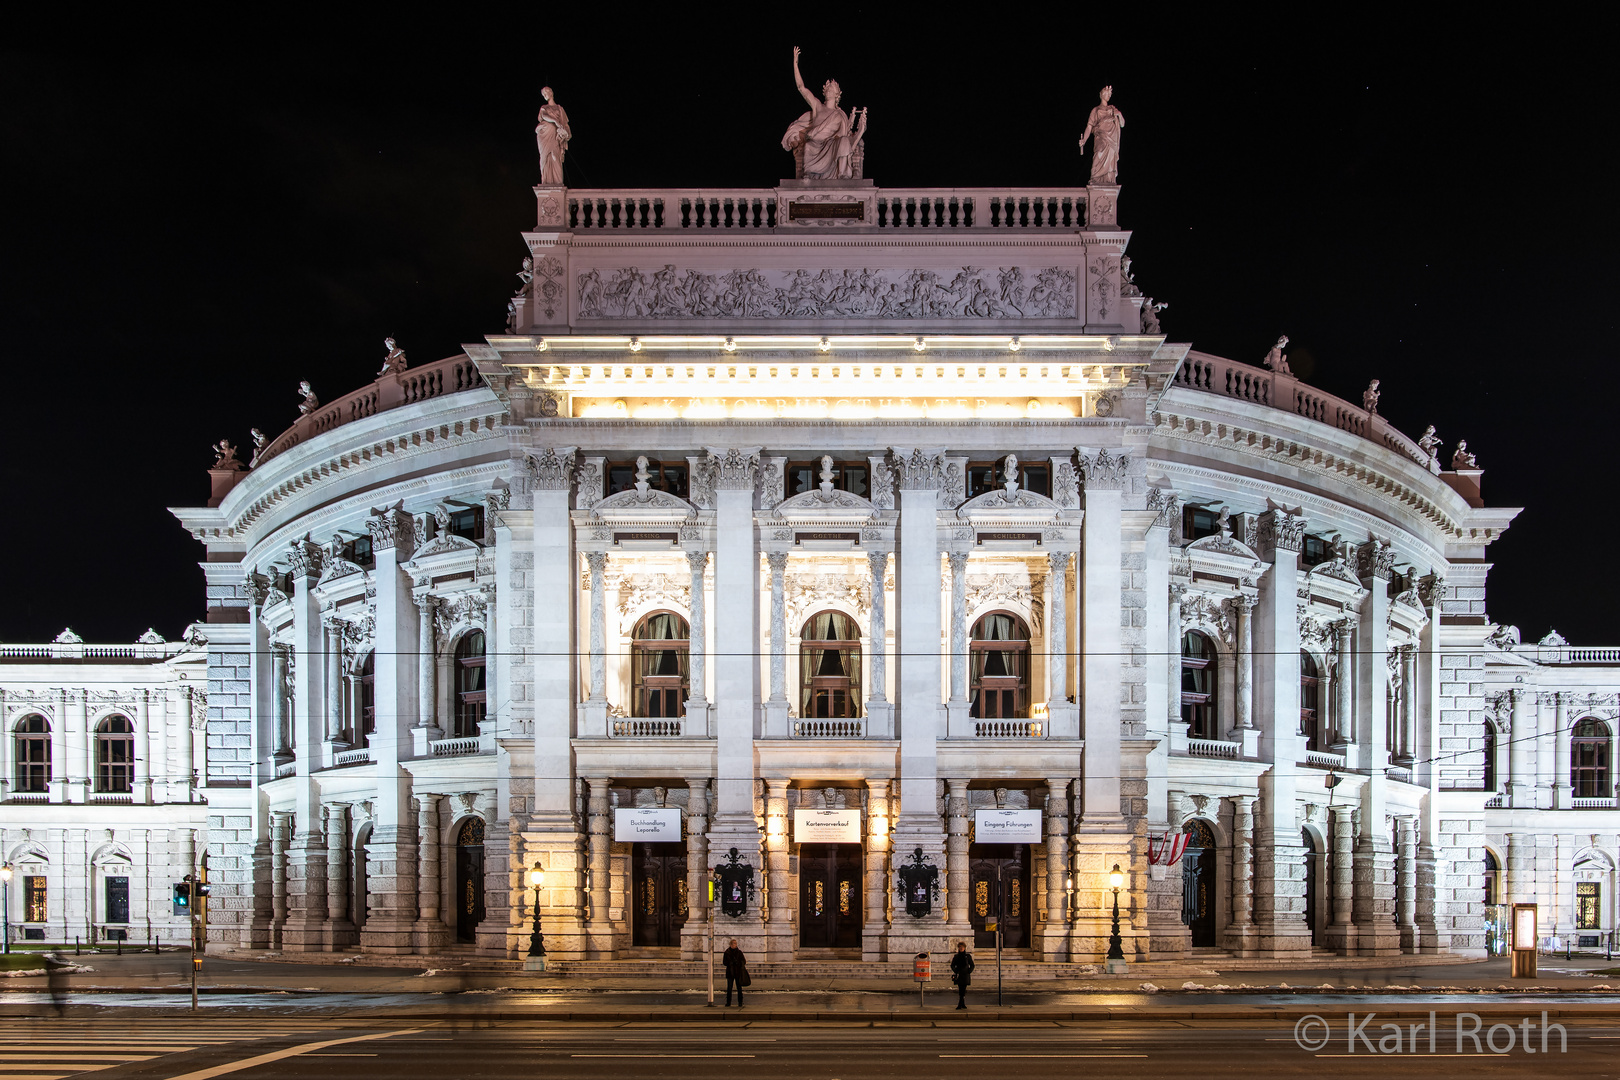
left=3, top=12, right=1614, bottom=644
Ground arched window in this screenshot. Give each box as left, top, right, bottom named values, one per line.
left=800, top=611, right=861, bottom=719
left=969, top=611, right=1031, bottom=719
left=13, top=715, right=50, bottom=793
left=1482, top=722, right=1497, bottom=791
left=357, top=653, right=375, bottom=748
left=95, top=715, right=134, bottom=794
left=1180, top=631, right=1218, bottom=738
left=1300, top=651, right=1322, bottom=751
left=1572, top=718, right=1612, bottom=798
left=453, top=631, right=487, bottom=738
left=1484, top=849, right=1501, bottom=907
left=632, top=612, right=689, bottom=718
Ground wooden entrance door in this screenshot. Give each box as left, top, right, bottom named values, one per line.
left=455, top=817, right=486, bottom=943
left=1302, top=828, right=1318, bottom=945
left=968, top=843, right=1030, bottom=949
left=799, top=843, right=862, bottom=948
left=632, top=842, right=689, bottom=947
left=1184, top=819, right=1217, bottom=947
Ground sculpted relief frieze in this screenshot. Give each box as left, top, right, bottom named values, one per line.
left=576, top=265, right=1078, bottom=321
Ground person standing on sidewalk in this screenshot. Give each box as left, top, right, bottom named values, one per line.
left=949, top=941, right=974, bottom=1010
left=723, top=939, right=748, bottom=1008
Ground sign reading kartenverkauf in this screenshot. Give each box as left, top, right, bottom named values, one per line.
left=614, top=807, right=681, bottom=842
left=974, top=808, right=1042, bottom=843
left=793, top=808, right=862, bottom=844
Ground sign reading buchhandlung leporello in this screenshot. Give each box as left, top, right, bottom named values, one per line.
left=614, top=807, right=681, bottom=842
left=793, top=808, right=862, bottom=844
left=974, top=808, right=1043, bottom=843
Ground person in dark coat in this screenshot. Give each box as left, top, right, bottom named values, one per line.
left=722, top=939, right=747, bottom=1007
left=949, top=941, right=974, bottom=1009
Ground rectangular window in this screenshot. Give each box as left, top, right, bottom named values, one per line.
left=1300, top=535, right=1333, bottom=567
left=15, top=735, right=49, bottom=793
left=1183, top=506, right=1221, bottom=541
left=447, top=507, right=483, bottom=540
left=1577, top=882, right=1600, bottom=930
left=966, top=464, right=1001, bottom=499
left=788, top=461, right=869, bottom=499
left=1020, top=464, right=1051, bottom=498
left=347, top=535, right=374, bottom=567
left=608, top=459, right=689, bottom=500
left=25, top=876, right=46, bottom=923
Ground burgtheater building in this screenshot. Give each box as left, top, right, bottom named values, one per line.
left=10, top=90, right=1620, bottom=966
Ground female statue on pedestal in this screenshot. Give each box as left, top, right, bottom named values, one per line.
left=1077, top=85, right=1125, bottom=185
left=535, top=86, right=571, bottom=186
left=782, top=46, right=867, bottom=180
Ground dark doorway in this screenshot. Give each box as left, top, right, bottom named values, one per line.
left=1302, top=828, right=1317, bottom=945
left=353, top=824, right=372, bottom=930
left=632, top=842, right=689, bottom=948
left=799, top=843, right=862, bottom=948
left=968, top=843, right=1031, bottom=949
left=455, top=817, right=486, bottom=943
left=104, top=875, right=129, bottom=925
left=1184, top=818, right=1218, bottom=947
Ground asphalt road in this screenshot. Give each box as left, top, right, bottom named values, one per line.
left=5, top=1015, right=1618, bottom=1079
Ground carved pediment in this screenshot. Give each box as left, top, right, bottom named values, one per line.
left=776, top=487, right=876, bottom=513
left=957, top=486, right=1063, bottom=515
left=594, top=487, right=695, bottom=513
left=412, top=533, right=481, bottom=559
left=1186, top=533, right=1261, bottom=561
left=1309, top=559, right=1362, bottom=587
left=319, top=556, right=367, bottom=584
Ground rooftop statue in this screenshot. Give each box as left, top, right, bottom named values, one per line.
left=1077, top=86, right=1125, bottom=185
left=212, top=439, right=243, bottom=471
left=535, top=86, right=571, bottom=186
left=1262, top=335, right=1293, bottom=376
left=1452, top=439, right=1477, bottom=469
left=1140, top=298, right=1166, bottom=334
left=1417, top=425, right=1441, bottom=461
left=298, top=380, right=320, bottom=416
left=379, top=336, right=408, bottom=376
left=782, top=46, right=867, bottom=180
left=249, top=427, right=267, bottom=468
left=1362, top=379, right=1380, bottom=415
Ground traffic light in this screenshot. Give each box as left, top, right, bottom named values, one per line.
left=173, top=880, right=191, bottom=916
left=196, top=882, right=211, bottom=898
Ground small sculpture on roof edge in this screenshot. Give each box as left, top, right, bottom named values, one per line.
left=298, top=380, right=320, bottom=415
left=535, top=86, right=571, bottom=186
left=1078, top=85, right=1125, bottom=185
left=379, top=337, right=408, bottom=376
left=783, top=47, right=867, bottom=180
left=1262, top=335, right=1292, bottom=376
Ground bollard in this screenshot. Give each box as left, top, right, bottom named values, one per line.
left=75, top=935, right=81, bottom=956
left=117, top=937, right=122, bottom=956
left=156, top=935, right=161, bottom=955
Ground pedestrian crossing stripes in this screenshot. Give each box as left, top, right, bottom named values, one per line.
left=0, top=1021, right=326, bottom=1080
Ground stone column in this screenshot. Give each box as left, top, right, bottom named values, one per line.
left=325, top=803, right=354, bottom=946
left=414, top=794, right=449, bottom=950
left=1332, top=621, right=1353, bottom=748
left=323, top=616, right=346, bottom=743
left=1167, top=583, right=1187, bottom=729
left=1047, top=552, right=1071, bottom=707
left=866, top=551, right=889, bottom=705
left=1398, top=645, right=1416, bottom=763
left=586, top=553, right=608, bottom=702
left=134, top=690, right=152, bottom=804
left=767, top=553, right=789, bottom=703
left=270, top=810, right=291, bottom=947
left=1351, top=538, right=1398, bottom=955
left=1509, top=689, right=1534, bottom=809
left=1323, top=804, right=1355, bottom=953
left=1038, top=778, right=1071, bottom=960
left=681, top=778, right=710, bottom=960
left=1553, top=692, right=1572, bottom=809
left=948, top=551, right=969, bottom=704
left=945, top=778, right=972, bottom=942
left=1396, top=815, right=1417, bottom=951
left=271, top=645, right=292, bottom=759
left=417, top=594, right=441, bottom=739
left=863, top=779, right=892, bottom=961
left=685, top=550, right=709, bottom=712
left=585, top=777, right=613, bottom=957
left=763, top=779, right=793, bottom=961
left=1225, top=796, right=1256, bottom=954
left=1230, top=595, right=1255, bottom=735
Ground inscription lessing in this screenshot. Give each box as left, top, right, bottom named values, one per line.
left=789, top=200, right=865, bottom=221
left=614, top=532, right=678, bottom=544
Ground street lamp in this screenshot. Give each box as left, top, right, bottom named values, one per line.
left=0, top=863, right=12, bottom=955
left=525, top=861, right=546, bottom=968
left=1106, top=863, right=1126, bottom=962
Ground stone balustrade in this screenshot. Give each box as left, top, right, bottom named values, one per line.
left=1187, top=737, right=1240, bottom=759
left=565, top=186, right=1091, bottom=232
left=972, top=719, right=1044, bottom=739
left=790, top=717, right=866, bottom=739
left=429, top=736, right=484, bottom=756
left=333, top=748, right=372, bottom=768
left=609, top=718, right=684, bottom=738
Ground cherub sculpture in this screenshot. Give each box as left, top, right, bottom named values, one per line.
left=1452, top=440, right=1477, bottom=469
left=1362, top=379, right=1380, bottom=414
left=1417, top=425, right=1440, bottom=462
left=1262, top=335, right=1293, bottom=376
left=298, top=381, right=320, bottom=415
left=212, top=439, right=243, bottom=470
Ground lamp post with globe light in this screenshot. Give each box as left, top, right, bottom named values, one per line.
left=1106, top=863, right=1126, bottom=967
left=525, top=861, right=547, bottom=970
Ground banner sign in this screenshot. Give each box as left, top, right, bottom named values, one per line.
left=614, top=807, right=681, bottom=842
left=794, top=808, right=862, bottom=844
left=974, top=808, right=1042, bottom=844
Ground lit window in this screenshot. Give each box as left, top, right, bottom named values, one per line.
left=969, top=612, right=1031, bottom=718
left=1181, top=632, right=1217, bottom=737
left=13, top=714, right=50, bottom=793
left=95, top=715, right=135, bottom=794
left=454, top=631, right=487, bottom=737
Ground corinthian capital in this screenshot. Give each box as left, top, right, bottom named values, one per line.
left=286, top=535, right=325, bottom=580
left=367, top=501, right=416, bottom=555
left=1355, top=534, right=1396, bottom=581
left=524, top=445, right=577, bottom=491
left=245, top=571, right=272, bottom=607
left=765, top=551, right=790, bottom=575
left=1256, top=501, right=1306, bottom=555
left=887, top=447, right=951, bottom=490
left=1077, top=447, right=1129, bottom=490
left=701, top=446, right=762, bottom=491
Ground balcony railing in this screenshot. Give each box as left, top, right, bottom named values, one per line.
left=430, top=736, right=484, bottom=756
left=1187, top=737, right=1240, bottom=759
left=1572, top=797, right=1617, bottom=809
left=1304, top=750, right=1347, bottom=770
left=1484, top=794, right=1505, bottom=808
left=566, top=187, right=1090, bottom=233
left=973, top=719, right=1044, bottom=739
left=334, top=748, right=372, bottom=767
left=610, top=718, right=683, bottom=738
left=249, top=354, right=486, bottom=471
left=791, top=717, right=866, bottom=739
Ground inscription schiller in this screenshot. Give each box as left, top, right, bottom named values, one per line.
left=789, top=200, right=865, bottom=221
left=613, top=532, right=678, bottom=544
left=976, top=532, right=1043, bottom=544
left=796, top=531, right=860, bottom=544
